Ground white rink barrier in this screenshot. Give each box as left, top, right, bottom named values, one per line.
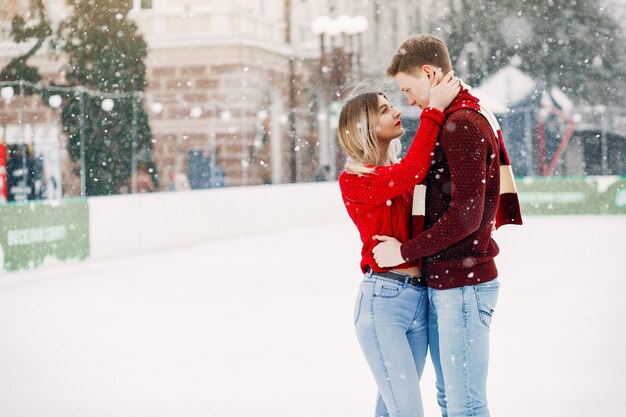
left=89, top=182, right=346, bottom=262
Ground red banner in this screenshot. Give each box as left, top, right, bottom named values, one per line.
left=0, top=144, right=7, bottom=202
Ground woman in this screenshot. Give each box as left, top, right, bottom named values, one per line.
left=337, top=71, right=459, bottom=417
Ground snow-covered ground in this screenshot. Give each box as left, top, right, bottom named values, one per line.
left=0, top=216, right=624, bottom=417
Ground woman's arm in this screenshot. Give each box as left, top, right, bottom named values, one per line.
left=340, top=107, right=444, bottom=206
left=341, top=71, right=459, bottom=206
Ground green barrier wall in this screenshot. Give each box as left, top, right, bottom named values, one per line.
left=517, top=176, right=626, bottom=215
left=0, top=178, right=623, bottom=274
left=0, top=199, right=90, bottom=272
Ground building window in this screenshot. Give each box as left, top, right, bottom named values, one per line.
left=141, top=0, right=152, bottom=9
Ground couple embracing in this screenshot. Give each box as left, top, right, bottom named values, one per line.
left=338, top=34, right=523, bottom=417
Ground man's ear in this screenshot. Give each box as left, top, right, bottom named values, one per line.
left=421, top=65, right=435, bottom=80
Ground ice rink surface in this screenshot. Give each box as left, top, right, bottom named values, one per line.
left=1, top=216, right=624, bottom=417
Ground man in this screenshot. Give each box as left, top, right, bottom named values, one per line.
left=372, top=35, right=522, bottom=417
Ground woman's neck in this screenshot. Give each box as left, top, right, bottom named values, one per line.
left=377, top=144, right=389, bottom=166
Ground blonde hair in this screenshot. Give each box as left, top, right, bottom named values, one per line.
left=337, top=91, right=402, bottom=175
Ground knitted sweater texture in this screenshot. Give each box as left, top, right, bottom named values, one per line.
left=339, top=107, right=445, bottom=274
left=400, top=91, right=505, bottom=289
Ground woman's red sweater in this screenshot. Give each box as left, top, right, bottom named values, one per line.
left=338, top=107, right=445, bottom=274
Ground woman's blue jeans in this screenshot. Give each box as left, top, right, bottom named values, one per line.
left=354, top=272, right=429, bottom=417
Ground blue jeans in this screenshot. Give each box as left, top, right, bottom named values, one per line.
left=354, top=272, right=429, bottom=417
left=428, top=279, right=500, bottom=417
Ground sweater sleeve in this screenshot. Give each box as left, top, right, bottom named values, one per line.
left=340, top=107, right=444, bottom=206
left=400, top=114, right=490, bottom=262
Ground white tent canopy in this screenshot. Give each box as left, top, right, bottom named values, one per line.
left=471, top=64, right=573, bottom=115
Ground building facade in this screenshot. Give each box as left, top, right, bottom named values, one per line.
left=0, top=0, right=440, bottom=195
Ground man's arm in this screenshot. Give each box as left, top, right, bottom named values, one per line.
left=399, top=113, right=491, bottom=263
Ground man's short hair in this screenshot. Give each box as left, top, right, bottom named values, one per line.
left=386, top=34, right=452, bottom=77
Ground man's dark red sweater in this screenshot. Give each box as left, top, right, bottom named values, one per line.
left=400, top=90, right=503, bottom=289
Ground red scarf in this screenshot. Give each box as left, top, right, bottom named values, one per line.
left=444, top=89, right=523, bottom=228
left=411, top=89, right=523, bottom=248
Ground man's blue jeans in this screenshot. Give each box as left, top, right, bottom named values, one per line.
left=354, top=273, right=429, bottom=417
left=428, top=279, right=500, bottom=417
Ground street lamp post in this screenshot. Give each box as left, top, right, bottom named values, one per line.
left=131, top=92, right=138, bottom=193
left=348, top=16, right=368, bottom=81
left=312, top=17, right=331, bottom=177
left=312, top=14, right=368, bottom=179
left=18, top=80, right=29, bottom=201
left=285, top=0, right=298, bottom=183
left=78, top=88, right=87, bottom=197
left=241, top=106, right=249, bottom=186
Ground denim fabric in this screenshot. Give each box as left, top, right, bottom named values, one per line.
left=354, top=273, right=429, bottom=417
left=428, top=279, right=500, bottom=417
